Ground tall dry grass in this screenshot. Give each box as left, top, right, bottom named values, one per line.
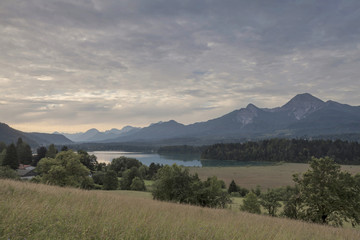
left=1, top=179, right=359, bottom=240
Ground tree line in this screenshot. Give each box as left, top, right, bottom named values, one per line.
left=157, top=145, right=204, bottom=154
left=201, top=139, right=360, bottom=164
left=0, top=138, right=34, bottom=178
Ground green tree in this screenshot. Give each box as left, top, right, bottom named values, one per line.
left=251, top=185, right=261, bottom=196
left=61, top=146, right=68, bottom=151
left=130, top=176, right=146, bottom=191
left=2, top=144, right=18, bottom=169
left=81, top=176, right=95, bottom=190
left=16, top=139, right=32, bottom=165
left=260, top=189, right=282, bottom=216
left=238, top=186, right=250, bottom=197
left=240, top=192, right=261, bottom=214
left=148, top=162, right=162, bottom=179
left=103, top=170, right=118, bottom=190
left=36, top=150, right=90, bottom=188
left=138, top=165, right=148, bottom=179
left=152, top=164, right=193, bottom=203
left=294, top=157, right=360, bottom=226
left=121, top=166, right=141, bottom=190
left=228, top=180, right=238, bottom=193
left=16, top=137, right=23, bottom=146
left=110, top=156, right=142, bottom=176
left=0, top=142, right=6, bottom=152
left=78, top=150, right=98, bottom=172
left=0, top=149, right=6, bottom=165
left=282, top=185, right=301, bottom=219
left=195, top=176, right=231, bottom=208
left=32, top=146, right=47, bottom=166
left=92, top=171, right=106, bottom=185
left=46, top=144, right=57, bottom=158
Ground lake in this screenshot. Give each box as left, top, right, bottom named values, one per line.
left=89, top=151, right=274, bottom=167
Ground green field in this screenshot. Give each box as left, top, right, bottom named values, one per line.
left=1, top=179, right=360, bottom=240
left=189, top=163, right=360, bottom=190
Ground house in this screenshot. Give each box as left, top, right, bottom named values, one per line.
left=17, top=164, right=37, bottom=180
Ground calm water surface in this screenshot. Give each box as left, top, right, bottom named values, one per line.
left=89, top=151, right=202, bottom=167
left=89, top=151, right=274, bottom=167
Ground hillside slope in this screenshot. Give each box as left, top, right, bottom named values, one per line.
left=1, top=180, right=359, bottom=240
left=0, top=123, right=72, bottom=147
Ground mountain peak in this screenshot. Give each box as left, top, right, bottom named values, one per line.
left=246, top=103, right=258, bottom=110
left=85, top=128, right=100, bottom=134
left=281, top=93, right=324, bottom=120
left=161, top=120, right=183, bottom=126
left=290, top=93, right=323, bottom=103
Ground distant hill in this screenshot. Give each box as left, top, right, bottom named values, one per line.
left=60, top=126, right=140, bottom=142
left=0, top=123, right=73, bottom=147
left=103, top=93, right=360, bottom=144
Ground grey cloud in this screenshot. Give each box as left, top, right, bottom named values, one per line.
left=0, top=0, right=359, bottom=132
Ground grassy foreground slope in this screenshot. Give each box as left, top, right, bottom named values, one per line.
left=1, top=180, right=360, bottom=240
left=190, top=163, right=360, bottom=189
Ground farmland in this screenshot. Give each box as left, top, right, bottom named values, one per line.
left=189, top=163, right=360, bottom=190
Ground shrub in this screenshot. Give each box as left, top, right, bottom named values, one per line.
left=240, top=192, right=261, bottom=214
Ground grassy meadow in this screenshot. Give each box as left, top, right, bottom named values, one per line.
left=2, top=179, right=360, bottom=240
left=189, top=163, right=360, bottom=190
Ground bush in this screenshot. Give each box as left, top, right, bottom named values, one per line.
left=130, top=177, right=146, bottom=191
left=240, top=192, right=261, bottom=214
left=0, top=166, right=19, bottom=180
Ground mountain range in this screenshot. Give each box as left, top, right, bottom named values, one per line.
left=0, top=123, right=73, bottom=147
left=1, top=93, right=360, bottom=147
left=58, top=126, right=140, bottom=142
left=62, top=93, right=360, bottom=144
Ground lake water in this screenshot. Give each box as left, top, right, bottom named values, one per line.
left=89, top=151, right=274, bottom=167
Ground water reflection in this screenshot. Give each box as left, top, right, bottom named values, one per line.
left=89, top=151, right=202, bottom=167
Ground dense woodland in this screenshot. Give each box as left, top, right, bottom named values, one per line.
left=201, top=139, right=360, bottom=164
left=157, top=145, right=204, bottom=154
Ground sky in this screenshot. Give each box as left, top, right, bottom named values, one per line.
left=1, top=0, right=360, bottom=133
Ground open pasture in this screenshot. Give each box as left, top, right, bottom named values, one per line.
left=189, top=163, right=360, bottom=190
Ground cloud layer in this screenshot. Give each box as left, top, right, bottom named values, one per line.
left=1, top=0, right=359, bottom=132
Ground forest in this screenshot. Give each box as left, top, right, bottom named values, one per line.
left=201, top=139, right=360, bottom=164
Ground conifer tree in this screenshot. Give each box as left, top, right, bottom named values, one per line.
left=228, top=180, right=238, bottom=193
left=2, top=144, right=18, bottom=169
left=46, top=144, right=57, bottom=158
left=16, top=138, right=32, bottom=164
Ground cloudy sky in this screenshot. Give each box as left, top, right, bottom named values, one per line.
left=1, top=0, right=359, bottom=133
